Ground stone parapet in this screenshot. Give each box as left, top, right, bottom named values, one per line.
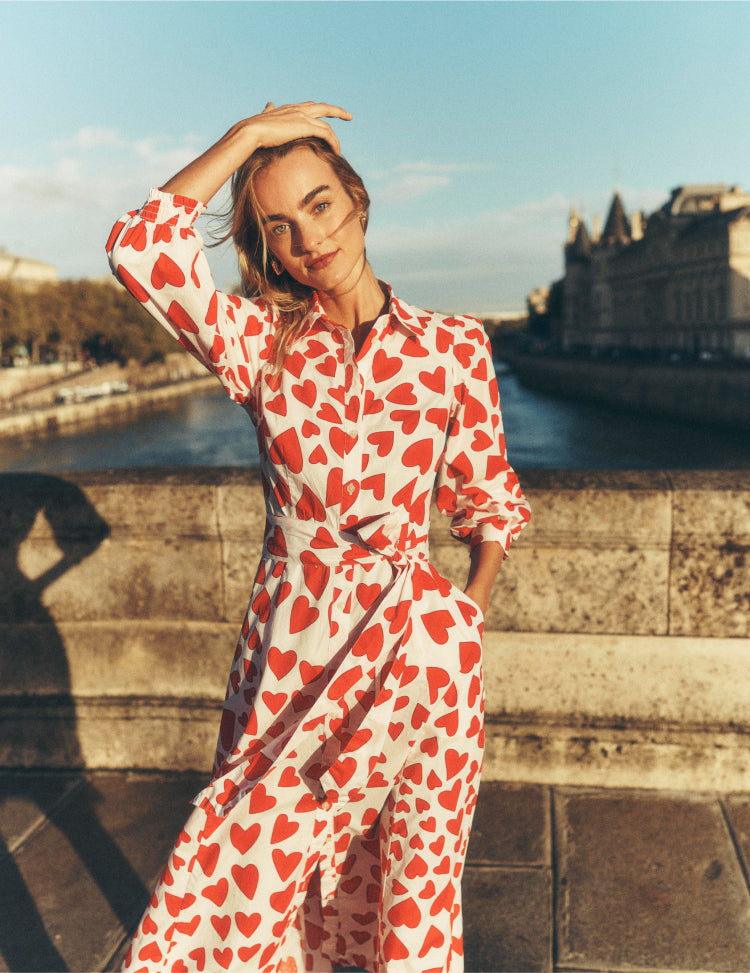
left=1, top=468, right=748, bottom=788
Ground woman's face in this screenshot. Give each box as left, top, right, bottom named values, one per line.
left=254, top=147, right=366, bottom=293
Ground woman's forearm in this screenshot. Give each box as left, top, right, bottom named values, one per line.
left=463, top=541, right=504, bottom=618
left=161, top=119, right=264, bottom=204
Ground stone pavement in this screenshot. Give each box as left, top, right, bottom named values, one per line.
left=1, top=772, right=749, bottom=973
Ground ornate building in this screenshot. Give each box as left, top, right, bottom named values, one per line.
left=555, top=184, right=750, bottom=359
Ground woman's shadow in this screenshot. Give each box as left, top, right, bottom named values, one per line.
left=0, top=473, right=148, bottom=972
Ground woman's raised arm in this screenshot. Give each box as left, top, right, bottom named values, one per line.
left=161, top=101, right=353, bottom=204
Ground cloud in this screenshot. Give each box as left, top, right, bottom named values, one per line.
left=367, top=159, right=493, bottom=205
left=365, top=191, right=570, bottom=311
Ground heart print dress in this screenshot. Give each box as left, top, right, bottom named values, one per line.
left=106, top=189, right=530, bottom=973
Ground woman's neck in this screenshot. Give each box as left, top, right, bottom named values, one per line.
left=317, top=261, right=388, bottom=333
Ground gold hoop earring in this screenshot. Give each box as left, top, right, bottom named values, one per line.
left=270, top=257, right=283, bottom=276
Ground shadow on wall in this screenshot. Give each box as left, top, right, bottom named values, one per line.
left=0, top=474, right=147, bottom=972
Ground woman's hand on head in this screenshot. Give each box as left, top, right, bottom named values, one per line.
left=253, top=101, right=352, bottom=156
left=160, top=100, right=352, bottom=205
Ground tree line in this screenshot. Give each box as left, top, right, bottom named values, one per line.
left=0, top=278, right=179, bottom=366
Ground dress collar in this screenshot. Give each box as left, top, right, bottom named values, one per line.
left=308, top=282, right=428, bottom=340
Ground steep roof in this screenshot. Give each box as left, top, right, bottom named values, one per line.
left=566, top=220, right=592, bottom=262
left=601, top=192, right=630, bottom=245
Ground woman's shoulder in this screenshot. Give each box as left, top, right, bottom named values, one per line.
left=390, top=294, right=488, bottom=347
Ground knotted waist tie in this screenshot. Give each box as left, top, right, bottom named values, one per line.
left=262, top=512, right=430, bottom=568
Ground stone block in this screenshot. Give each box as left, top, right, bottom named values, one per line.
left=39, top=535, right=224, bottom=622
left=432, top=543, right=669, bottom=634
left=467, top=781, right=549, bottom=866
left=670, top=543, right=750, bottom=637
left=555, top=789, right=750, bottom=972
left=463, top=867, right=553, bottom=972
left=669, top=472, right=750, bottom=637
left=482, top=632, right=750, bottom=727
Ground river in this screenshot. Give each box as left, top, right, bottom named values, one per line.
left=2, top=366, right=750, bottom=473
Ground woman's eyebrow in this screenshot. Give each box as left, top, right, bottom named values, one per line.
left=263, top=185, right=331, bottom=224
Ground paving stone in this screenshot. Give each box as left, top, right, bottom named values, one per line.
left=463, top=866, right=553, bottom=972
left=724, top=793, right=750, bottom=881
left=0, top=770, right=205, bottom=973
left=0, top=771, right=82, bottom=856
left=468, top=781, right=550, bottom=865
left=555, top=789, right=750, bottom=972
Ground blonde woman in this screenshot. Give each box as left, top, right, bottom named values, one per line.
left=107, top=101, right=529, bottom=973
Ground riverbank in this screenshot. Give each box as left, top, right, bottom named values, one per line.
left=0, top=371, right=218, bottom=440
left=510, top=352, right=750, bottom=429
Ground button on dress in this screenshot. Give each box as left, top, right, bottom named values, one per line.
left=106, top=190, right=530, bottom=973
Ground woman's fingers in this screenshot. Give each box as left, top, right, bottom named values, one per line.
left=255, top=101, right=352, bottom=154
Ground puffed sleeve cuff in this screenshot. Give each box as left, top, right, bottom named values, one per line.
left=450, top=507, right=530, bottom=555
left=142, top=188, right=206, bottom=224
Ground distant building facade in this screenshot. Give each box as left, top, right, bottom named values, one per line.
left=0, top=248, right=58, bottom=286
left=550, top=184, right=750, bottom=359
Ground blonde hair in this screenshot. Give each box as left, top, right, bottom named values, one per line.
left=225, top=137, right=370, bottom=370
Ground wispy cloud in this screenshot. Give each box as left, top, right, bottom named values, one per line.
left=368, top=159, right=493, bottom=204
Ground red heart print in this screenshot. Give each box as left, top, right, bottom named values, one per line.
left=151, top=252, right=185, bottom=290
left=271, top=813, right=300, bottom=843
left=247, top=782, right=276, bottom=813
left=188, top=947, right=206, bottom=971
left=230, top=822, right=261, bottom=854
left=235, top=911, right=261, bottom=939
left=402, top=438, right=434, bottom=474
left=289, top=595, right=319, bottom=634
left=422, top=610, right=456, bottom=646
left=419, top=924, right=446, bottom=958
left=202, top=877, right=229, bottom=907
left=269, top=427, right=303, bottom=473
left=270, top=880, right=297, bottom=914
left=438, top=779, right=462, bottom=812
left=292, top=379, right=317, bottom=407
left=231, top=863, right=259, bottom=899
left=445, top=749, right=469, bottom=779
left=267, top=646, right=296, bottom=680
left=211, top=914, right=232, bottom=941
left=419, top=365, right=446, bottom=393
left=372, top=348, right=402, bottom=382
left=383, top=931, right=410, bottom=960
left=196, top=842, right=220, bottom=877
left=213, top=947, right=233, bottom=970
left=272, top=848, right=303, bottom=881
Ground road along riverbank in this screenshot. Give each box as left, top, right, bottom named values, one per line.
left=0, top=373, right=218, bottom=440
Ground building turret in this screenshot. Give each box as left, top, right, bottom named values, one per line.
left=601, top=192, right=631, bottom=246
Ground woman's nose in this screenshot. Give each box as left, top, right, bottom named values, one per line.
left=294, top=220, right=323, bottom=252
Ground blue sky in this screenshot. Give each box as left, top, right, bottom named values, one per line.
left=1, top=1, right=749, bottom=313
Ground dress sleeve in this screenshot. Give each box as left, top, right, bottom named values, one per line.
left=105, top=188, right=276, bottom=406
left=435, top=316, right=530, bottom=555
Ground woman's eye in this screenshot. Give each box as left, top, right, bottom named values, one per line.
left=314, top=201, right=330, bottom=214
left=271, top=224, right=288, bottom=236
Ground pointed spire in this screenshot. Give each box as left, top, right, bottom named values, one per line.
left=602, top=192, right=630, bottom=245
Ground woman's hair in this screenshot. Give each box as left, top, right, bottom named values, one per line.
left=224, top=137, right=370, bottom=370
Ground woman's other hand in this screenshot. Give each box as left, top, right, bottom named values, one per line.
left=161, top=101, right=352, bottom=204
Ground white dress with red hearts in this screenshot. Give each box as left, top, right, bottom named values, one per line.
left=106, top=190, right=530, bottom=973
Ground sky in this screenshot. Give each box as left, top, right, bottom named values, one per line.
left=1, top=1, right=749, bottom=314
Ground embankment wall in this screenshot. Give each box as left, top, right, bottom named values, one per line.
left=514, top=354, right=750, bottom=428
left=1, top=468, right=749, bottom=790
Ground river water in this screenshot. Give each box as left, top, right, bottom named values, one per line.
left=2, top=366, right=749, bottom=473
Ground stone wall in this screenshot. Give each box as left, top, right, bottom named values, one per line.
left=515, top=355, right=750, bottom=429
left=1, top=468, right=748, bottom=790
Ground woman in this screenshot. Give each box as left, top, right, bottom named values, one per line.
left=107, top=101, right=530, bottom=973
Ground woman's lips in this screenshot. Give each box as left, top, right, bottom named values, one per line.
left=306, top=250, right=338, bottom=271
